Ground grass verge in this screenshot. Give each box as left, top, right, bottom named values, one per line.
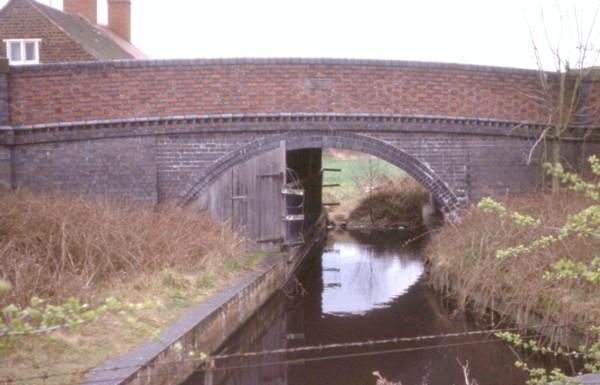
left=0, top=190, right=265, bottom=384
left=321, top=149, right=408, bottom=222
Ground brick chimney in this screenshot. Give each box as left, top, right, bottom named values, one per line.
left=63, top=0, right=98, bottom=24
left=108, top=0, right=131, bottom=42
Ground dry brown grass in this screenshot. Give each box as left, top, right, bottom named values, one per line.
left=349, top=177, right=430, bottom=229
left=0, top=189, right=244, bottom=307
left=0, top=190, right=262, bottom=384
left=425, top=191, right=600, bottom=334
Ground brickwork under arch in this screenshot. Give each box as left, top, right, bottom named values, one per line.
left=2, top=59, right=600, bottom=217
left=179, top=131, right=460, bottom=216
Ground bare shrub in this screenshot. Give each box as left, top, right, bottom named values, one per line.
left=0, top=190, right=244, bottom=307
left=425, top=191, right=600, bottom=330
left=349, top=177, right=429, bottom=229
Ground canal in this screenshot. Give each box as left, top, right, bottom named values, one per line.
left=183, top=229, right=549, bottom=385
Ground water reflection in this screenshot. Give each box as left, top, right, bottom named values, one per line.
left=182, top=230, right=539, bottom=385
left=322, top=240, right=423, bottom=315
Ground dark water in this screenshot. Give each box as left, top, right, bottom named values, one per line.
left=183, top=230, right=546, bottom=385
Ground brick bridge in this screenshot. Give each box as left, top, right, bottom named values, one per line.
left=0, top=58, right=598, bottom=228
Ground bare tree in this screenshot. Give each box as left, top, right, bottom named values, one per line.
left=526, top=2, right=600, bottom=193
left=457, top=359, right=479, bottom=385
left=351, top=156, right=386, bottom=197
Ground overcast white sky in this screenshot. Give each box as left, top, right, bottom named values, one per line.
left=2, top=0, right=600, bottom=70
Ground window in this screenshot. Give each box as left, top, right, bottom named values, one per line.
left=4, top=39, right=40, bottom=65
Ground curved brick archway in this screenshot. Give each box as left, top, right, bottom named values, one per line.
left=2, top=59, right=600, bottom=218
left=179, top=131, right=460, bottom=216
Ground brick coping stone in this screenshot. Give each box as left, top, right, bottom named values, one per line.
left=8, top=57, right=545, bottom=75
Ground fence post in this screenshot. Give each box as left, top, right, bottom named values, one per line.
left=204, top=358, right=215, bottom=385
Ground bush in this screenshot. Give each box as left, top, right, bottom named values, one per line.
left=348, top=177, right=429, bottom=229
left=425, top=191, right=600, bottom=332
left=0, top=190, right=244, bottom=307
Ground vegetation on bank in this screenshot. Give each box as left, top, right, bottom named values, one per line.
left=349, top=178, right=429, bottom=230
left=322, top=149, right=405, bottom=220
left=425, top=157, right=600, bottom=383
left=427, top=191, right=599, bottom=324
left=0, top=190, right=259, bottom=384
left=321, top=149, right=429, bottom=229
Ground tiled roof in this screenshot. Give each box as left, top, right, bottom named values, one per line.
left=29, top=0, right=143, bottom=60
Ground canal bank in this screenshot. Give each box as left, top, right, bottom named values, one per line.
left=85, top=214, right=327, bottom=385
left=425, top=248, right=600, bottom=385
left=180, top=229, right=568, bottom=385
left=86, top=219, right=597, bottom=385
left=423, top=192, right=600, bottom=385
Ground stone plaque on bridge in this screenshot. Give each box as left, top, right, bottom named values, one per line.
left=303, top=78, right=332, bottom=91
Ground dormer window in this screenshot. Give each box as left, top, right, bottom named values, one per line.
left=4, top=39, right=41, bottom=65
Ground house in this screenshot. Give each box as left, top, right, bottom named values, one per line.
left=0, top=0, right=146, bottom=65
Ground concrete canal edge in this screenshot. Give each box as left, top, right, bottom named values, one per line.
left=85, top=214, right=327, bottom=385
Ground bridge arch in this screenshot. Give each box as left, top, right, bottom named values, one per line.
left=179, top=131, right=460, bottom=217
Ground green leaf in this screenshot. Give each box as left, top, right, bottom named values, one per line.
left=0, top=280, right=13, bottom=294
left=2, top=304, right=19, bottom=317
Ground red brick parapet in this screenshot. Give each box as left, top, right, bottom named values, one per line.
left=6, top=58, right=558, bottom=127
